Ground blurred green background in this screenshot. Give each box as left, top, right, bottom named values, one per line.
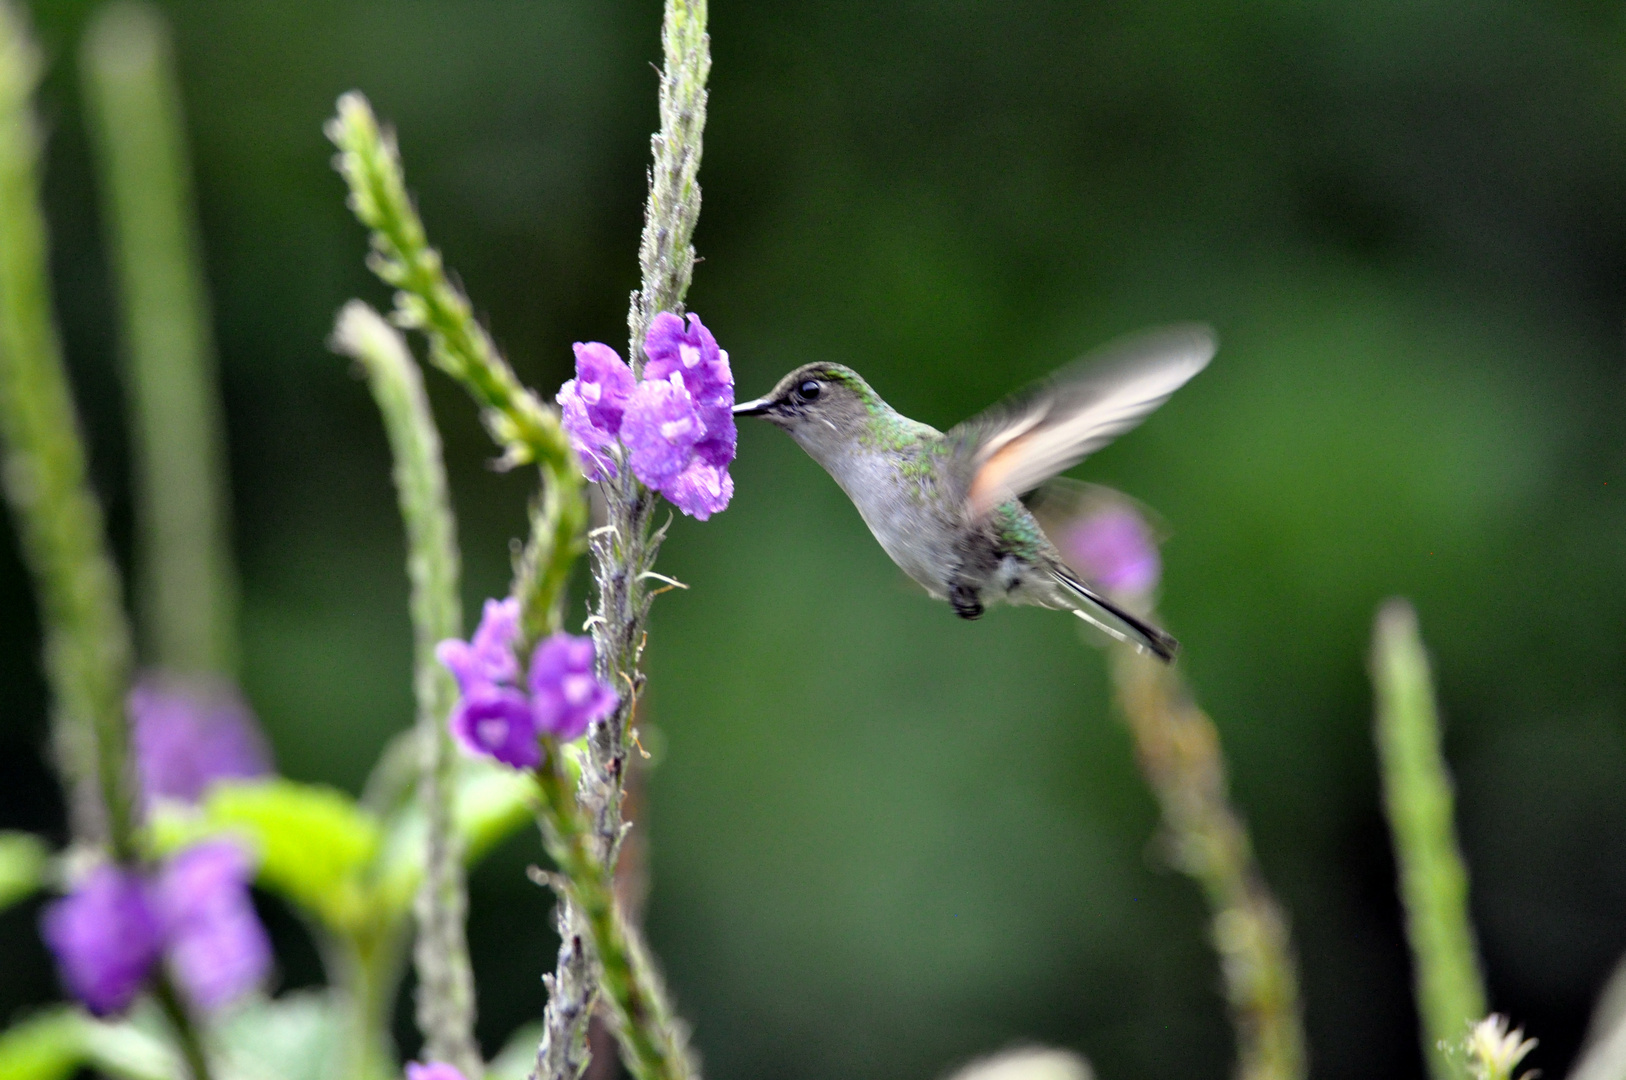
left=4, top=1, right=1626, bottom=1078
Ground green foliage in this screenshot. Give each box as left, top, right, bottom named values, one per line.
left=0, top=829, right=47, bottom=912
left=0, top=1008, right=177, bottom=1080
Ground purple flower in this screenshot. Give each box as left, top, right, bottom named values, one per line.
left=449, top=687, right=542, bottom=768
left=528, top=633, right=619, bottom=742
left=129, top=676, right=271, bottom=807
left=436, top=597, right=522, bottom=698
left=622, top=373, right=705, bottom=489
left=157, top=840, right=270, bottom=1011
left=40, top=865, right=164, bottom=1017
left=1060, top=505, right=1161, bottom=597
left=406, top=1064, right=468, bottom=1080
left=552, top=312, right=736, bottom=520
left=558, top=342, right=635, bottom=481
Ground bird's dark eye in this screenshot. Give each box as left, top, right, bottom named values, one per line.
left=797, top=380, right=822, bottom=401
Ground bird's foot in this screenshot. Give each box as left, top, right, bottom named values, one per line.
left=949, top=584, right=984, bottom=620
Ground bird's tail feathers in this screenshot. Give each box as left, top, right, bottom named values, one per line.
left=1049, top=565, right=1178, bottom=662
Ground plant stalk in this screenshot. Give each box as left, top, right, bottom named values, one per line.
left=1370, top=599, right=1487, bottom=1080
left=332, top=301, right=481, bottom=1078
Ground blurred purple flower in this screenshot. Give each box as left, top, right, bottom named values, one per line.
left=436, top=597, right=522, bottom=699
left=528, top=632, right=619, bottom=741
left=558, top=342, right=635, bottom=481
left=406, top=1063, right=468, bottom=1080
left=157, top=840, right=270, bottom=1011
left=1060, top=505, right=1161, bottom=596
left=449, top=687, right=542, bottom=768
left=40, top=865, right=164, bottom=1016
left=129, top=676, right=271, bottom=807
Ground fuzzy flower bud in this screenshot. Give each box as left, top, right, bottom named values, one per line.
left=129, top=676, right=271, bottom=807
left=528, top=632, right=619, bottom=741
left=1465, top=1014, right=1537, bottom=1080
left=40, top=865, right=164, bottom=1017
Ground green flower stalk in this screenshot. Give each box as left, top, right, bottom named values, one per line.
left=81, top=1, right=239, bottom=678
left=332, top=301, right=481, bottom=1080
left=1063, top=497, right=1305, bottom=1080
left=0, top=0, right=134, bottom=858
left=1111, top=647, right=1307, bottom=1080
left=326, top=91, right=586, bottom=642
left=0, top=7, right=216, bottom=1076
left=1370, top=600, right=1487, bottom=1080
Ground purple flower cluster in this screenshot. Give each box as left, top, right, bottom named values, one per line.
left=557, top=312, right=735, bottom=520
left=40, top=840, right=270, bottom=1017
left=436, top=598, right=619, bottom=769
left=1059, top=504, right=1161, bottom=597
left=129, top=675, right=272, bottom=808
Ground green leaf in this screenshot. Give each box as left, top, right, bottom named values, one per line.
left=0, top=1010, right=85, bottom=1080
left=151, top=779, right=382, bottom=931
left=0, top=830, right=48, bottom=912
left=215, top=991, right=343, bottom=1080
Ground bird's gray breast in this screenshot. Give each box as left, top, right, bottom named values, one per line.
left=821, top=449, right=959, bottom=598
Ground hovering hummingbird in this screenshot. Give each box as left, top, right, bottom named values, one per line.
left=732, top=325, right=1215, bottom=661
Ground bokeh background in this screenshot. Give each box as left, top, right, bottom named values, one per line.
left=4, top=1, right=1626, bottom=1078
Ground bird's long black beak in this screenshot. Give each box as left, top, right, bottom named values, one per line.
left=732, top=397, right=772, bottom=417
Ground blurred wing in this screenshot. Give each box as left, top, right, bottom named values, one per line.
left=950, top=325, right=1215, bottom=518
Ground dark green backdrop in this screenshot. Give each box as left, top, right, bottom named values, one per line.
left=4, top=3, right=1626, bottom=1079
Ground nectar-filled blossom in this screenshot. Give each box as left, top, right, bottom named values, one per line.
left=556, top=312, right=736, bottom=519
left=157, top=840, right=271, bottom=1011
left=557, top=342, right=635, bottom=481
left=129, top=676, right=271, bottom=806
left=40, top=865, right=164, bottom=1017
left=1060, top=505, right=1161, bottom=597
left=528, top=632, right=619, bottom=742
left=406, top=1063, right=468, bottom=1080
left=438, top=604, right=617, bottom=764
left=450, top=687, right=542, bottom=768
left=435, top=597, right=522, bottom=698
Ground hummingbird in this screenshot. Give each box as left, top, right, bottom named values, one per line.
left=731, top=325, right=1215, bottom=661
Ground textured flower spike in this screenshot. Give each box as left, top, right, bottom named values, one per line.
left=129, top=675, right=272, bottom=807
left=557, top=342, right=635, bottom=481
left=40, top=865, right=165, bottom=1017
left=528, top=632, right=619, bottom=741
left=157, top=840, right=271, bottom=1011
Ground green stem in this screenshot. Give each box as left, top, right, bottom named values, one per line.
left=1370, top=599, right=1487, bottom=1080
left=1111, top=644, right=1307, bottom=1080
left=0, top=0, right=136, bottom=856
left=81, top=1, right=238, bottom=677
left=153, top=976, right=214, bottom=1080
left=332, top=302, right=481, bottom=1078
left=534, top=756, right=694, bottom=1080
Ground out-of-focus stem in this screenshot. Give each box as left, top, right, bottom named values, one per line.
left=1111, top=644, right=1306, bottom=1080
left=326, top=91, right=587, bottom=644
left=332, top=301, right=481, bottom=1079
left=153, top=975, right=212, bottom=1080
left=81, top=1, right=238, bottom=678
left=0, top=0, right=134, bottom=856
left=1370, top=599, right=1487, bottom=1080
